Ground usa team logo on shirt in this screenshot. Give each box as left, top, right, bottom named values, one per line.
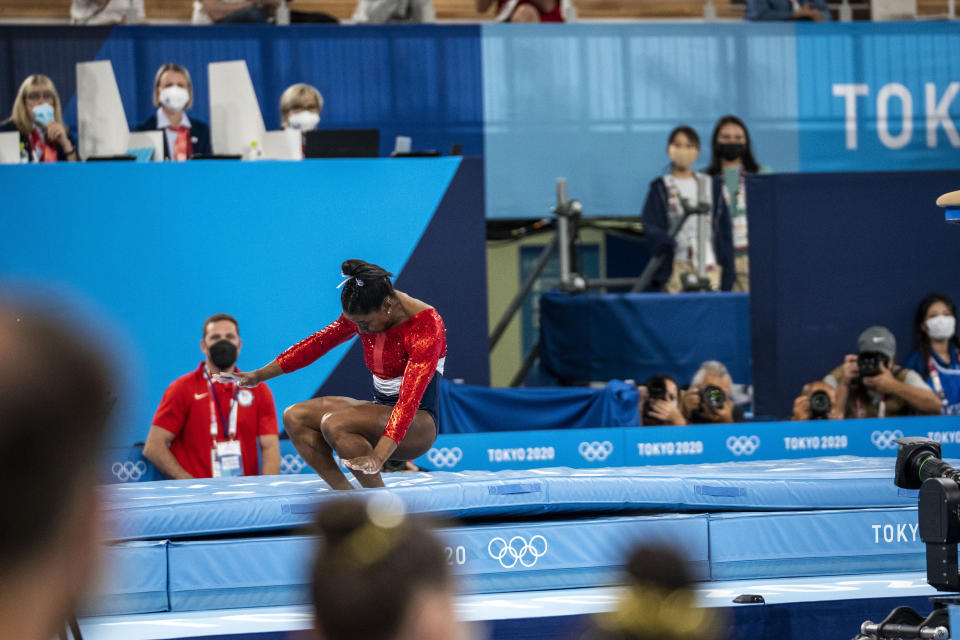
left=238, top=389, right=254, bottom=406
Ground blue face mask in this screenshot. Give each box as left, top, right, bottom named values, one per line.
left=32, top=103, right=55, bottom=127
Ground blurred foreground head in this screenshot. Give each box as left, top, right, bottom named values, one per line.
left=312, top=496, right=466, bottom=640
left=0, top=301, right=114, bottom=639
left=584, top=543, right=724, bottom=640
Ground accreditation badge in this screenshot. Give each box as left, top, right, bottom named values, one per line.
left=211, top=440, right=243, bottom=478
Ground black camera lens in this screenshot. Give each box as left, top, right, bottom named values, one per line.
left=647, top=379, right=667, bottom=401
left=858, top=351, right=889, bottom=378
left=808, top=390, right=831, bottom=419
left=699, top=385, right=726, bottom=411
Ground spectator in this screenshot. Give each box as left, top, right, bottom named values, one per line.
left=142, top=313, right=280, bottom=479
left=70, top=0, right=144, bottom=23
left=639, top=374, right=686, bottom=426
left=0, top=75, right=78, bottom=163
left=136, top=64, right=211, bottom=160
left=0, top=302, right=114, bottom=640
left=905, top=293, right=960, bottom=415
left=746, top=0, right=829, bottom=21
left=280, top=83, right=323, bottom=133
left=476, top=0, right=562, bottom=22
left=824, top=326, right=941, bottom=418
left=791, top=381, right=842, bottom=421
left=581, top=542, right=721, bottom=640
left=682, top=361, right=742, bottom=424
left=193, top=0, right=278, bottom=22
left=312, top=497, right=465, bottom=640
left=641, top=126, right=734, bottom=293
left=705, top=115, right=771, bottom=292
left=353, top=0, right=434, bottom=22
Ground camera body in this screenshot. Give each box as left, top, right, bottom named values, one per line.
left=699, top=384, right=726, bottom=412
left=858, top=351, right=890, bottom=378
left=808, top=390, right=832, bottom=419
left=642, top=377, right=669, bottom=425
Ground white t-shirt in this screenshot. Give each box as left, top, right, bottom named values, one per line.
left=192, top=0, right=244, bottom=24
left=665, top=173, right=716, bottom=270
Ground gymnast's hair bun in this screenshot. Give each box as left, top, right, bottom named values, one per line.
left=340, top=259, right=394, bottom=280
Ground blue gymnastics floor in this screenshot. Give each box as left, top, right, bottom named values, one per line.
left=80, top=571, right=943, bottom=640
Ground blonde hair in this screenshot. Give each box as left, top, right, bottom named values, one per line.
left=152, top=63, right=193, bottom=110
left=8, top=75, right=64, bottom=136
left=279, top=83, right=324, bottom=127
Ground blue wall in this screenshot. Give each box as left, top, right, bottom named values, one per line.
left=3, top=23, right=959, bottom=219
left=0, top=158, right=487, bottom=446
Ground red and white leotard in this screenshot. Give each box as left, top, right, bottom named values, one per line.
left=276, top=308, right=446, bottom=444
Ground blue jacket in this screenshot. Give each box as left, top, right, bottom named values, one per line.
left=640, top=174, right=735, bottom=291
left=746, top=0, right=830, bottom=20
left=136, top=114, right=212, bottom=160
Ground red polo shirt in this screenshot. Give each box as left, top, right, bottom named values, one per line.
left=152, top=363, right=279, bottom=478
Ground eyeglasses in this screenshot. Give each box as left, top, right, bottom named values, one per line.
left=289, top=103, right=319, bottom=111
left=26, top=91, right=55, bottom=102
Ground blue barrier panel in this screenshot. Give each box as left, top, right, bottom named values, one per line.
left=102, top=415, right=960, bottom=481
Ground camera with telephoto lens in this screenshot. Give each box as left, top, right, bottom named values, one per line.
left=808, top=390, right=832, bottom=419
left=699, top=385, right=726, bottom=412
left=858, top=351, right=889, bottom=379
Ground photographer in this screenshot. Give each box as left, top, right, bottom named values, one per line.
left=682, top=361, right=742, bottom=424
left=824, top=326, right=941, bottom=418
left=638, top=374, right=686, bottom=426
left=791, top=381, right=842, bottom=421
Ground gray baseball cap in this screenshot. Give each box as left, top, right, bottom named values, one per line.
left=857, top=326, right=896, bottom=359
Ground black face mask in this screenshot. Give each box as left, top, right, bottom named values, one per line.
left=209, top=340, right=238, bottom=371
left=717, top=143, right=746, bottom=162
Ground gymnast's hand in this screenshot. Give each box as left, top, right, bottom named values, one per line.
left=343, top=455, right=383, bottom=475
left=213, top=370, right=260, bottom=387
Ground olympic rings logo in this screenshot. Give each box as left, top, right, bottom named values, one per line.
left=726, top=435, right=760, bottom=456
left=871, top=430, right=904, bottom=450
left=578, top=441, right=614, bottom=462
left=427, top=447, right=462, bottom=468
left=111, top=461, right=147, bottom=482
left=488, top=535, right=549, bottom=568
left=280, top=454, right=306, bottom=474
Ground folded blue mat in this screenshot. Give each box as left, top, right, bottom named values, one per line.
left=88, top=507, right=924, bottom=615
left=103, top=457, right=915, bottom=541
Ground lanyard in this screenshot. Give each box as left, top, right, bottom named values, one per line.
left=928, top=357, right=949, bottom=414
left=203, top=369, right=239, bottom=442
left=721, top=167, right=747, bottom=212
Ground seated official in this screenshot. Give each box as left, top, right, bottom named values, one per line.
left=1, top=75, right=78, bottom=163
left=905, top=294, right=960, bottom=415
left=824, top=326, right=940, bottom=419
left=745, top=0, right=828, bottom=21
left=280, top=83, right=323, bottom=133
left=682, top=360, right=742, bottom=424
left=136, top=63, right=211, bottom=161
left=791, top=381, right=842, bottom=421
left=638, top=374, right=686, bottom=426
left=142, top=313, right=280, bottom=479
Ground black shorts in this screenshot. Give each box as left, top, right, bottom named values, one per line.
left=373, top=372, right=441, bottom=433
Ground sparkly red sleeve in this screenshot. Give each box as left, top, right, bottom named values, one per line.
left=382, top=315, right=445, bottom=443
left=276, top=315, right=357, bottom=374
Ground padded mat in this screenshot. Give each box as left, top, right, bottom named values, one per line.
left=102, top=457, right=917, bottom=541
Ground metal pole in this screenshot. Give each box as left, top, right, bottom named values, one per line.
left=631, top=206, right=696, bottom=293
left=951, top=0, right=956, bottom=19
left=510, top=340, right=542, bottom=387
left=556, top=179, right=572, bottom=286
left=839, top=0, right=852, bottom=21
left=489, top=233, right=559, bottom=351
left=703, top=0, right=717, bottom=20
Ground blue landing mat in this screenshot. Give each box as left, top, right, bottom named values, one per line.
left=87, top=507, right=925, bottom=615
left=103, top=457, right=917, bottom=541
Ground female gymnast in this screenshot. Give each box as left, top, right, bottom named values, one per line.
left=220, top=259, right=446, bottom=489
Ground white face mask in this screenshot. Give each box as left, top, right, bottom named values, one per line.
left=159, top=86, right=190, bottom=112
left=926, top=315, right=956, bottom=341
left=286, top=110, right=320, bottom=132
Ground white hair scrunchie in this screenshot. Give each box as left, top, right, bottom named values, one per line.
left=336, top=272, right=363, bottom=289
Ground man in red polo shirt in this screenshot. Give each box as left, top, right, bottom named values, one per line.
left=143, top=313, right=280, bottom=479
